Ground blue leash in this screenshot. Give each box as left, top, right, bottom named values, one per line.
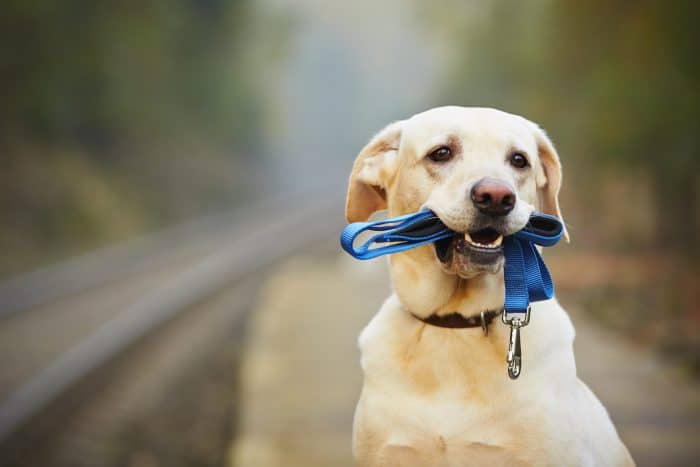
left=340, top=209, right=564, bottom=379
left=340, top=210, right=454, bottom=260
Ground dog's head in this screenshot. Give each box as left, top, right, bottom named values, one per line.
left=345, top=106, right=567, bottom=314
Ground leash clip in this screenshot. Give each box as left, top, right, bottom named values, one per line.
left=501, top=307, right=531, bottom=380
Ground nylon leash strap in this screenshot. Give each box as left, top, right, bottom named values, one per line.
left=340, top=210, right=564, bottom=379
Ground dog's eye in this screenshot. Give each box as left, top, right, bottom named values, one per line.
left=509, top=152, right=529, bottom=169
left=427, top=146, right=452, bottom=162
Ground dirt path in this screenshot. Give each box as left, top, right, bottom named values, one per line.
left=229, top=252, right=700, bottom=467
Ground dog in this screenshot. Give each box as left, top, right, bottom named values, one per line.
left=346, top=106, right=634, bottom=466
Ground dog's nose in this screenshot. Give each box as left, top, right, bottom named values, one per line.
left=470, top=178, right=516, bottom=216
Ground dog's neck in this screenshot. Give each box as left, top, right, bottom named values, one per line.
left=388, top=247, right=505, bottom=320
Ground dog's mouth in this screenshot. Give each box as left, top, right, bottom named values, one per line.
left=461, top=228, right=504, bottom=251
left=434, top=227, right=505, bottom=275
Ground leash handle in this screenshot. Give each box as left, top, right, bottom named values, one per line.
left=339, top=210, right=453, bottom=260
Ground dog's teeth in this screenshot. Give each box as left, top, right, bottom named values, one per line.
left=463, top=233, right=503, bottom=249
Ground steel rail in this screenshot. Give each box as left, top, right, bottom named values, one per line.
left=0, top=191, right=323, bottom=318
left=0, top=194, right=343, bottom=442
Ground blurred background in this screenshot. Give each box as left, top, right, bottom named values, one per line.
left=0, top=0, right=698, bottom=466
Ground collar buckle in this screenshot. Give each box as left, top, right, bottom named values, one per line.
left=480, top=311, right=488, bottom=336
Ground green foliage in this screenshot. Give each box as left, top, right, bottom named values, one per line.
left=439, top=0, right=699, bottom=253
left=0, top=0, right=277, bottom=276
left=0, top=0, right=261, bottom=152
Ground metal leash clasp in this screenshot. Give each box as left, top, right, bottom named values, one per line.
left=501, top=306, right=531, bottom=380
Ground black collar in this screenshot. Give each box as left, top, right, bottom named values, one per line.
left=411, top=309, right=502, bottom=333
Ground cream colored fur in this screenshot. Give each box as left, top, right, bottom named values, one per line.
left=346, top=107, right=634, bottom=466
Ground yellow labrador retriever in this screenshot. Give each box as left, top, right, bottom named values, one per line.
left=346, top=106, right=634, bottom=466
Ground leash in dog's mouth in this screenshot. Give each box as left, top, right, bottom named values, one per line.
left=340, top=210, right=564, bottom=380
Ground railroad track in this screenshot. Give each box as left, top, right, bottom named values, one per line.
left=0, top=193, right=344, bottom=466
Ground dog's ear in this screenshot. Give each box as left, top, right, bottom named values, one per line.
left=533, top=125, right=569, bottom=241
left=345, top=121, right=403, bottom=222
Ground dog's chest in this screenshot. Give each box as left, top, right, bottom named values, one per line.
left=356, top=329, right=581, bottom=464
left=359, top=388, right=576, bottom=467
left=354, top=299, right=586, bottom=466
